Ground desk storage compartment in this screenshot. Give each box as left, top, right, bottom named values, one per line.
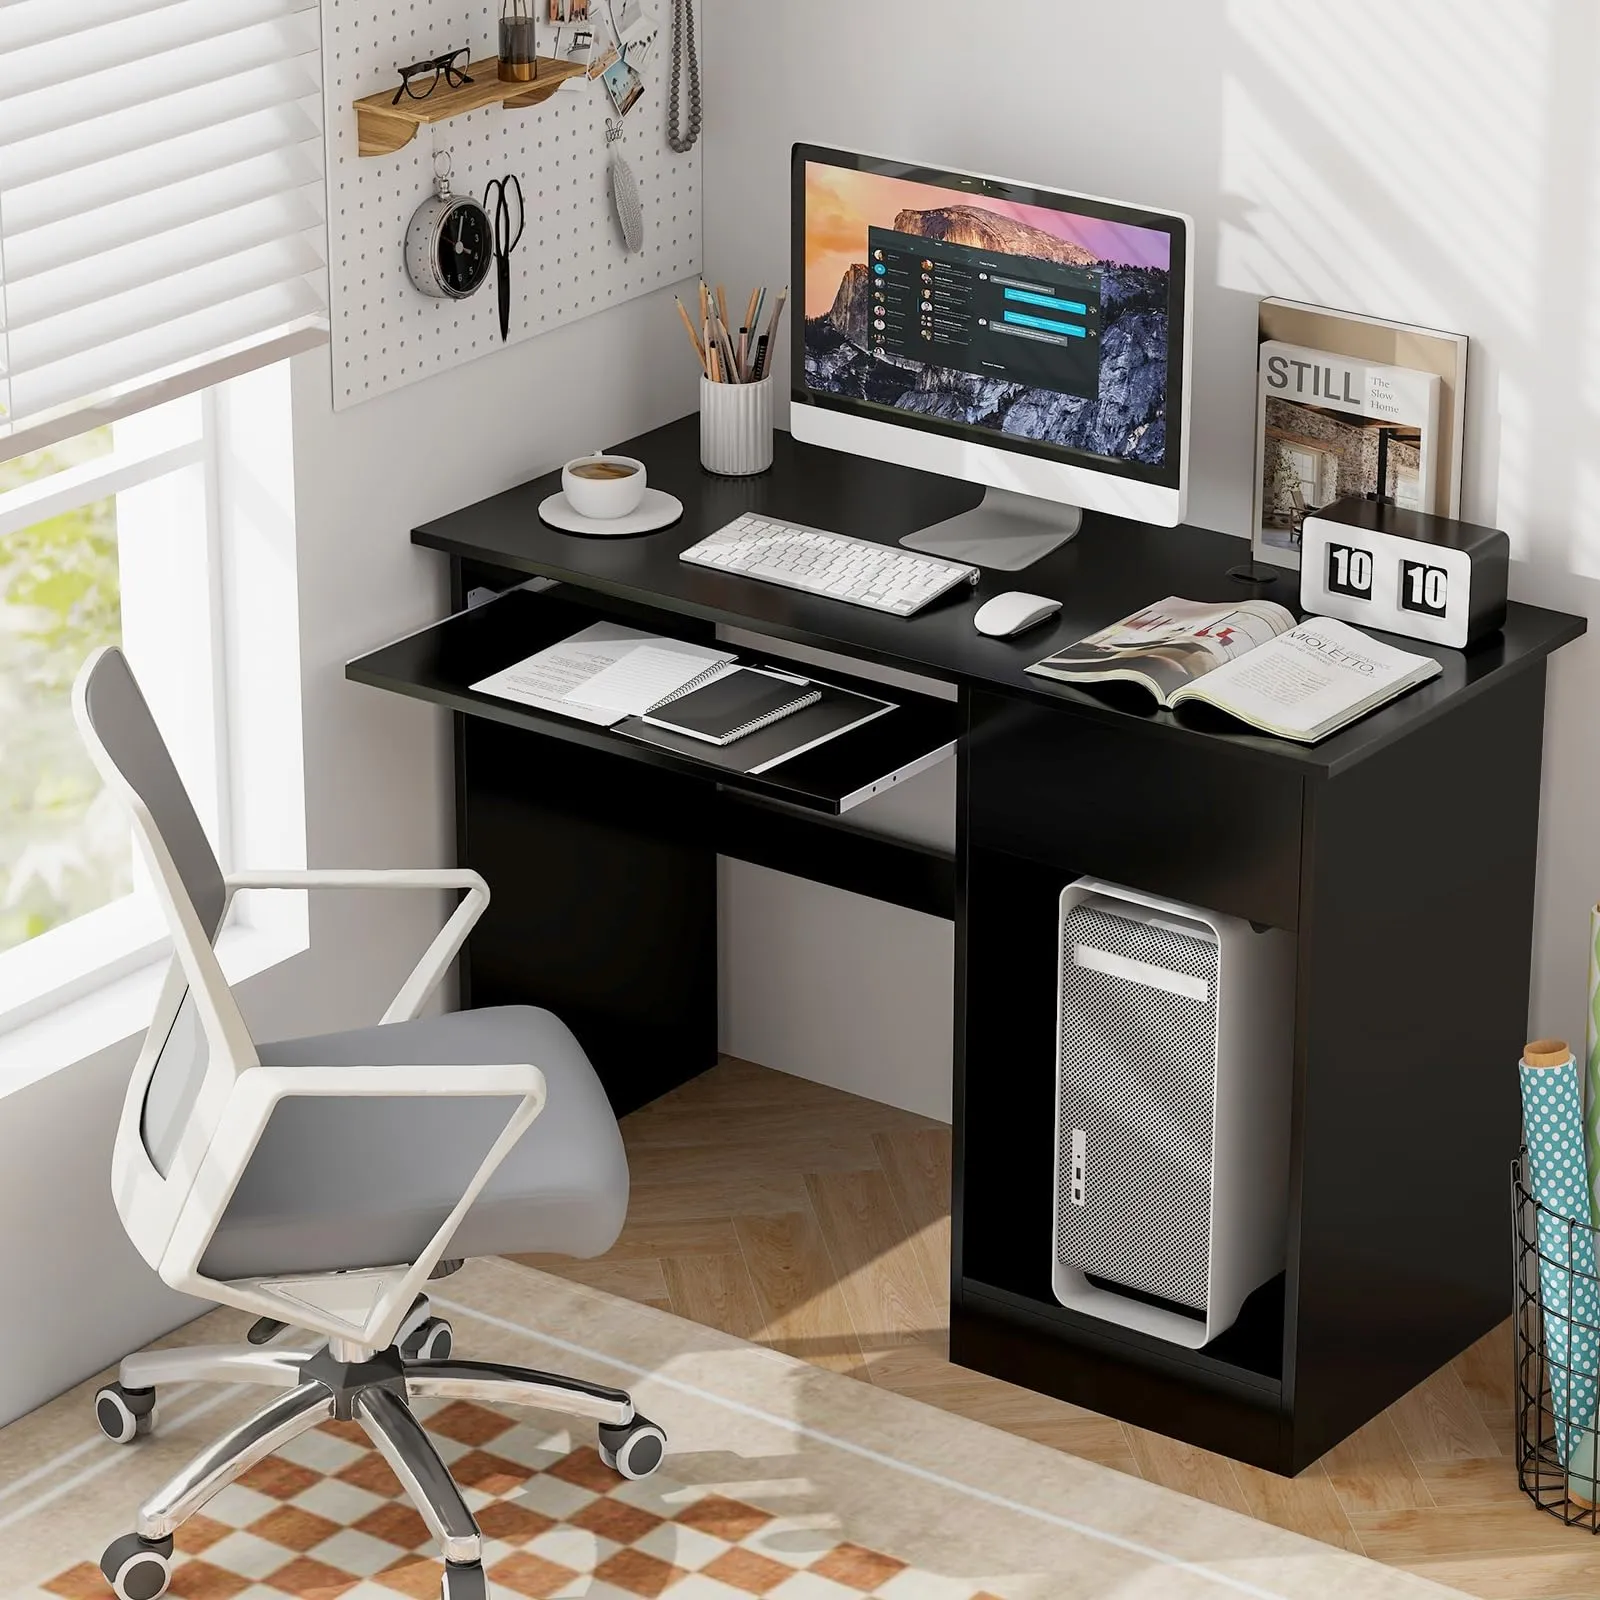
left=346, top=587, right=959, bottom=818
left=966, top=691, right=1305, bottom=933
left=954, top=843, right=1289, bottom=1415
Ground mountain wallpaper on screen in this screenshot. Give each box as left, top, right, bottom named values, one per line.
left=805, top=204, right=1171, bottom=464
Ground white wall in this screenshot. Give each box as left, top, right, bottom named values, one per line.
left=702, top=0, right=1600, bottom=1073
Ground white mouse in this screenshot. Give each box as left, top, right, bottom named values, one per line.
left=973, top=591, right=1063, bottom=638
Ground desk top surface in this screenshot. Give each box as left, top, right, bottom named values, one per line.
left=413, top=415, right=1584, bottom=777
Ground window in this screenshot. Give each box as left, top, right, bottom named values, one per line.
left=0, top=1, right=326, bottom=458
left=0, top=392, right=227, bottom=1023
left=0, top=429, right=121, bottom=951
left=1281, top=445, right=1320, bottom=508
left=0, top=2, right=321, bottom=1047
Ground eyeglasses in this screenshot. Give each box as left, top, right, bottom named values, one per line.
left=392, top=49, right=474, bottom=104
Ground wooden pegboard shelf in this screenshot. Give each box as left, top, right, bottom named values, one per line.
left=354, top=56, right=589, bottom=156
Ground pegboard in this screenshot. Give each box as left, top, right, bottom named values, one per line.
left=322, top=1, right=701, bottom=409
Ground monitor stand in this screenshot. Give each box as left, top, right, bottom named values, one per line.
left=900, top=485, right=1084, bottom=571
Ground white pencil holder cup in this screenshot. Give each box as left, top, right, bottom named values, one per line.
left=700, top=376, right=774, bottom=476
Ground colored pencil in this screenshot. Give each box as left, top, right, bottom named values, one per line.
left=675, top=296, right=708, bottom=376
left=712, top=313, right=738, bottom=383
left=685, top=283, right=780, bottom=381
left=763, top=286, right=789, bottom=351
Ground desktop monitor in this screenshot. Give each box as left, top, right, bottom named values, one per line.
left=792, top=145, right=1193, bottom=569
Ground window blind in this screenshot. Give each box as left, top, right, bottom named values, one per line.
left=0, top=0, right=327, bottom=455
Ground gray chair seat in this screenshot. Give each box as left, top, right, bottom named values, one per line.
left=197, top=1007, right=628, bottom=1281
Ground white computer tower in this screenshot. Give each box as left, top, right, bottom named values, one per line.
left=1051, top=877, right=1293, bottom=1349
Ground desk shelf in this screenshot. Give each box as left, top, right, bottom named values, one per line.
left=346, top=587, right=959, bottom=820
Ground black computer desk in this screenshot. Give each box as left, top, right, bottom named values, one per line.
left=348, top=414, right=1584, bottom=1474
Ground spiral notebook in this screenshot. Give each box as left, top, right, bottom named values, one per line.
left=642, top=666, right=821, bottom=746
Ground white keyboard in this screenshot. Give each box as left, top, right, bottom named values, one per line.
left=681, top=514, right=979, bottom=616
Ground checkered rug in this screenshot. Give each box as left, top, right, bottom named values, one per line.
left=40, top=1399, right=1001, bottom=1600
left=8, top=1261, right=1467, bottom=1600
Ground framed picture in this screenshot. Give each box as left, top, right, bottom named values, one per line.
left=1251, top=299, right=1467, bottom=570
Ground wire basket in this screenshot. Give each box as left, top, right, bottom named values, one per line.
left=1514, top=1151, right=1600, bottom=1526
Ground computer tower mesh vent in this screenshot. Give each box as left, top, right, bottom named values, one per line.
left=1055, top=902, right=1219, bottom=1312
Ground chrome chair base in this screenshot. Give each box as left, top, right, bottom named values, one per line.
left=94, top=1309, right=666, bottom=1600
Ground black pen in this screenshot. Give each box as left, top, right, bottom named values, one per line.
left=751, top=332, right=771, bottom=381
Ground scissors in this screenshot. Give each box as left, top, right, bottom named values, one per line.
left=484, top=174, right=525, bottom=341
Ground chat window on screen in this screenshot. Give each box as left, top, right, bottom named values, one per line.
left=865, top=224, right=1103, bottom=397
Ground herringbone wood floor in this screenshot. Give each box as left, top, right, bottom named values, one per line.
left=515, top=1058, right=1588, bottom=1600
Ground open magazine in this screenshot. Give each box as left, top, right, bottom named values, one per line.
left=1026, top=597, right=1442, bottom=743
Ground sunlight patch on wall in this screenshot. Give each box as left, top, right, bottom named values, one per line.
left=1218, top=0, right=1546, bottom=344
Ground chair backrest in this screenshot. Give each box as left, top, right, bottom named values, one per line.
left=74, top=648, right=255, bottom=1179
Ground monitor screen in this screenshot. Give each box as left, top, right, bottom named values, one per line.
left=795, top=150, right=1186, bottom=487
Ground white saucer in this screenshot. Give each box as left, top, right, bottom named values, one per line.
left=538, top=488, right=683, bottom=537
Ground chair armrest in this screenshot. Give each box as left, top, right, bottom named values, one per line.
left=237, top=1060, right=543, bottom=1100
left=226, top=868, right=490, bottom=1023
left=171, top=1060, right=545, bottom=1350
left=226, top=868, right=487, bottom=893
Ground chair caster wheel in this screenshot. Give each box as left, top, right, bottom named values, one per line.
left=246, top=1316, right=288, bottom=1345
left=440, top=1559, right=487, bottom=1600
left=101, top=1532, right=173, bottom=1600
left=95, top=1382, right=156, bottom=1444
left=598, top=1415, right=667, bottom=1479
left=401, top=1316, right=452, bottom=1361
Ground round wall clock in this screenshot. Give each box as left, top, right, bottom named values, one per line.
left=405, top=156, right=493, bottom=300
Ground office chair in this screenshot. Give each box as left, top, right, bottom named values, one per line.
left=73, top=648, right=663, bottom=1600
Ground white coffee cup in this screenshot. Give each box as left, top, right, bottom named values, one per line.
left=562, top=452, right=648, bottom=519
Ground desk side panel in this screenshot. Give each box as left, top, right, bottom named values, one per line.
left=456, top=714, right=718, bottom=1116
left=1287, top=663, right=1547, bottom=1468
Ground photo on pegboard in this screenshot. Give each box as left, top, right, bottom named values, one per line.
left=322, top=0, right=701, bottom=410
left=601, top=49, right=644, bottom=119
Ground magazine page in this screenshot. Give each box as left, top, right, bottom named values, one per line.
left=1027, top=597, right=1295, bottom=704
left=1169, top=616, right=1442, bottom=743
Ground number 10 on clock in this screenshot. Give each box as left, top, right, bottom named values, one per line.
left=1400, top=559, right=1449, bottom=617
left=1326, top=542, right=1373, bottom=600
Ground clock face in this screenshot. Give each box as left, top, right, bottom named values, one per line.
left=438, top=201, right=493, bottom=296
